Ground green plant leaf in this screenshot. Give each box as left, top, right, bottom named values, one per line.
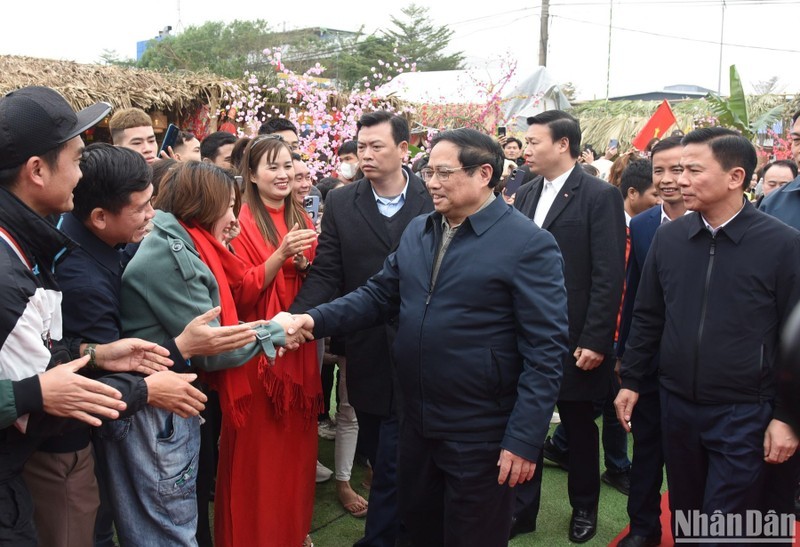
left=728, top=65, right=749, bottom=128
left=750, top=104, right=784, bottom=133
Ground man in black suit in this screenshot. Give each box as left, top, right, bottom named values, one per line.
left=290, top=111, right=433, bottom=547
left=513, top=110, right=627, bottom=543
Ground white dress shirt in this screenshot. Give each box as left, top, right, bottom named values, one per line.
left=533, top=165, right=575, bottom=227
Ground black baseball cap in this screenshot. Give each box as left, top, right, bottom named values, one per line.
left=0, top=86, right=111, bottom=170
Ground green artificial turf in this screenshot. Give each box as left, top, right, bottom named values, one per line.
left=310, top=421, right=637, bottom=546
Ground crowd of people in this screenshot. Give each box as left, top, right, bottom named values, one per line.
left=0, top=84, right=798, bottom=547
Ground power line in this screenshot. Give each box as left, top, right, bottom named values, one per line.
left=549, top=0, right=796, bottom=5
left=550, top=13, right=800, bottom=54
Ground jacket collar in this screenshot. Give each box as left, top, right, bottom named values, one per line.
left=781, top=174, right=800, bottom=193
left=152, top=209, right=189, bottom=239
left=59, top=212, right=125, bottom=276
left=541, top=163, right=583, bottom=229
left=426, top=191, right=509, bottom=237
left=0, top=186, right=76, bottom=273
left=686, top=199, right=756, bottom=244
left=354, top=167, right=429, bottom=247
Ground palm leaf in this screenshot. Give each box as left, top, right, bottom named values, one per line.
left=728, top=65, right=749, bottom=128
left=750, top=104, right=784, bottom=133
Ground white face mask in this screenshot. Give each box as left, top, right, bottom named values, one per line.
left=338, top=162, right=358, bottom=180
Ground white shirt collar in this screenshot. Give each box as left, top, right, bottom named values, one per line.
left=371, top=169, right=409, bottom=204
left=701, top=199, right=746, bottom=236
left=543, top=164, right=575, bottom=195
left=660, top=204, right=692, bottom=224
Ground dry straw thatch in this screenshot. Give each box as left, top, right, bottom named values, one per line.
left=573, top=94, right=798, bottom=152
left=0, top=55, right=229, bottom=114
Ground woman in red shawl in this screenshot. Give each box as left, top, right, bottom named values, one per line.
left=215, top=135, right=320, bottom=547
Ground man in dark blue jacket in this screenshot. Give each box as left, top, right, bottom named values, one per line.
left=759, top=109, right=800, bottom=230
left=616, top=127, right=800, bottom=543
left=290, top=128, right=568, bottom=546
left=615, top=136, right=686, bottom=547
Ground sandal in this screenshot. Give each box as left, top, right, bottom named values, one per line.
left=340, top=493, right=369, bottom=518
left=303, top=534, right=314, bottom=547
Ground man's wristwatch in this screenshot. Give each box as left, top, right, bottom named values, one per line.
left=83, top=343, right=99, bottom=370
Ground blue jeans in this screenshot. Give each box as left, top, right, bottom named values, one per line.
left=97, top=406, right=200, bottom=547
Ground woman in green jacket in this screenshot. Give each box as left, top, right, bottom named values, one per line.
left=103, top=162, right=302, bottom=546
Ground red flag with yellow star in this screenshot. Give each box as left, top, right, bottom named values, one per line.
left=632, top=100, right=677, bottom=151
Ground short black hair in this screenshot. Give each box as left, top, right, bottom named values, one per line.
left=316, top=177, right=341, bottom=200
left=429, top=128, right=505, bottom=188
left=527, top=110, right=581, bottom=159
left=200, top=131, right=237, bottom=161
left=792, top=110, right=800, bottom=126
left=619, top=159, right=654, bottom=199
left=503, top=137, right=523, bottom=149
left=174, top=131, right=196, bottom=149
left=650, top=135, right=683, bottom=160
left=581, top=163, right=599, bottom=177
left=762, top=159, right=798, bottom=180
left=229, top=137, right=251, bottom=171
left=357, top=111, right=409, bottom=145
left=681, top=127, right=757, bottom=189
left=338, top=140, right=357, bottom=157
left=72, top=143, right=152, bottom=222
left=258, top=118, right=298, bottom=136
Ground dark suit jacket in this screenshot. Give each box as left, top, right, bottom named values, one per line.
left=290, top=170, right=433, bottom=416
left=616, top=205, right=662, bottom=391
left=515, top=164, right=626, bottom=400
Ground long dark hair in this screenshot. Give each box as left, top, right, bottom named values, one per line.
left=240, top=135, right=308, bottom=247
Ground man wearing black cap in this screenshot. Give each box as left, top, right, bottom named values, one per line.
left=0, top=86, right=175, bottom=545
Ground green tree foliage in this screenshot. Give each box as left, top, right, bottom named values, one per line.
left=383, top=5, right=464, bottom=72
left=114, top=8, right=463, bottom=87
left=138, top=20, right=275, bottom=77
left=334, top=34, right=397, bottom=89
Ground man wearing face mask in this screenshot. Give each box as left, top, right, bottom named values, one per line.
left=337, top=140, right=361, bottom=184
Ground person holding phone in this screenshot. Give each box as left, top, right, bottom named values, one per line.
left=109, top=107, right=158, bottom=164
left=591, top=138, right=620, bottom=181
left=218, top=135, right=319, bottom=547
left=171, top=131, right=202, bottom=162
left=502, top=137, right=525, bottom=166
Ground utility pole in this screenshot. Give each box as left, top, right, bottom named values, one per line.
left=539, top=0, right=550, bottom=66
left=605, top=0, right=613, bottom=101
left=717, top=0, right=726, bottom=93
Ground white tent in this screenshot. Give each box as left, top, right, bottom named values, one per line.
left=375, top=66, right=570, bottom=133
left=501, top=69, right=571, bottom=134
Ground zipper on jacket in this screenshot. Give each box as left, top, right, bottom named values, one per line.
left=693, top=236, right=716, bottom=401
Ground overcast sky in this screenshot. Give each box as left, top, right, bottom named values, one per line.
left=4, top=0, right=798, bottom=100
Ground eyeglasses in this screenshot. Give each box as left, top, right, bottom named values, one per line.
left=420, top=165, right=481, bottom=182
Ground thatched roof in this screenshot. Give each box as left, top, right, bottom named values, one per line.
left=572, top=99, right=705, bottom=152
left=0, top=55, right=229, bottom=113
left=572, top=94, right=798, bottom=152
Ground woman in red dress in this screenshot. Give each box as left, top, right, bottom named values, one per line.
left=215, top=135, right=321, bottom=547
